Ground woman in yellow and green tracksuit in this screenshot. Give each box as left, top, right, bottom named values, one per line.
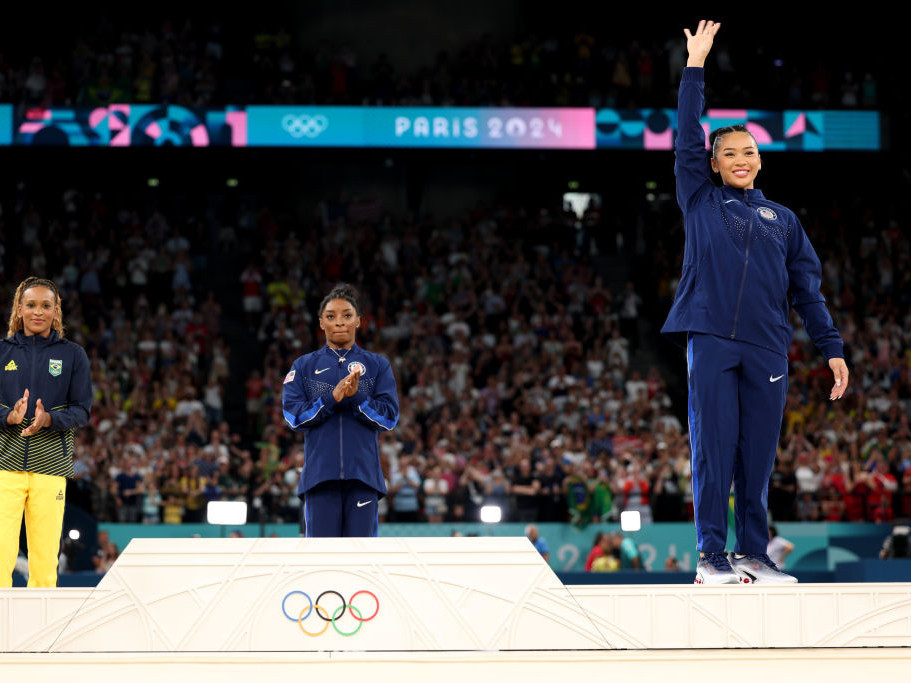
left=0, top=277, right=92, bottom=587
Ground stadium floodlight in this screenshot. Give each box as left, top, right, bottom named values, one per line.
left=207, top=501, right=248, bottom=525
left=620, top=510, right=641, bottom=532
left=479, top=505, right=502, bottom=524
left=67, top=529, right=81, bottom=541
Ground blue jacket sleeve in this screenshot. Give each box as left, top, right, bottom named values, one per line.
left=787, top=216, right=844, bottom=360
left=49, top=344, right=92, bottom=431
left=282, top=360, right=339, bottom=431
left=353, top=357, right=399, bottom=432
left=675, top=67, right=713, bottom=212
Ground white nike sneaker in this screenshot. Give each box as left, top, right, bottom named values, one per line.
left=694, top=552, right=740, bottom=585
left=729, top=553, right=798, bottom=584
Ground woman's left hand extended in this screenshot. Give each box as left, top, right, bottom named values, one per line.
left=21, top=398, right=52, bottom=437
left=828, top=357, right=849, bottom=400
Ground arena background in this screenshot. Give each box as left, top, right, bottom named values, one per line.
left=1, top=3, right=909, bottom=585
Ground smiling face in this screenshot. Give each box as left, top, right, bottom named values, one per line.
left=319, top=298, right=360, bottom=349
left=711, top=131, right=761, bottom=190
left=18, top=286, right=58, bottom=337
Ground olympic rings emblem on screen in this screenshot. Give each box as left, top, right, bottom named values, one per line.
left=281, top=589, right=379, bottom=636
left=281, top=114, right=329, bottom=138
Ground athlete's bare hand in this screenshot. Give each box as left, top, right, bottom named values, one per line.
left=684, top=20, right=721, bottom=68
left=829, top=357, right=849, bottom=400
left=344, top=369, right=360, bottom=397
left=6, top=388, right=28, bottom=425
left=332, top=371, right=360, bottom=402
left=22, top=398, right=52, bottom=436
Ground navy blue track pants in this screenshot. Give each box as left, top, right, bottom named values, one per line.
left=687, top=333, right=787, bottom=554
left=301, top=479, right=379, bottom=537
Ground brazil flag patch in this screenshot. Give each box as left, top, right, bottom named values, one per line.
left=49, top=359, right=62, bottom=376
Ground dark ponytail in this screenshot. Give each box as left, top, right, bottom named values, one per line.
left=318, top=283, right=360, bottom=317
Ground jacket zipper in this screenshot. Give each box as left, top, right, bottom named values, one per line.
left=730, top=202, right=754, bottom=339
left=23, top=339, right=37, bottom=470
left=338, top=362, right=345, bottom=480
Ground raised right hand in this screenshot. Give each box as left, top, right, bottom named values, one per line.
left=684, top=19, right=721, bottom=68
left=6, top=388, right=28, bottom=425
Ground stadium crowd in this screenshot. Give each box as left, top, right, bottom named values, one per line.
left=0, top=18, right=883, bottom=110
left=247, top=192, right=911, bottom=529
left=1, top=174, right=909, bottom=531
left=0, top=12, right=906, bottom=536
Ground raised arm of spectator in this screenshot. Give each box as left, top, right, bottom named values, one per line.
left=675, top=20, right=721, bottom=211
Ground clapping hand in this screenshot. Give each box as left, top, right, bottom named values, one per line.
left=6, top=388, right=28, bottom=425
left=344, top=368, right=360, bottom=397
left=332, top=370, right=361, bottom=402
left=684, top=19, right=721, bottom=68
left=22, top=398, right=52, bottom=436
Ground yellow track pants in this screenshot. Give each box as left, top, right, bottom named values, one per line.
left=0, top=470, right=66, bottom=588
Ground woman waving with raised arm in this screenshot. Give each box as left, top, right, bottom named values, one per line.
left=660, top=20, right=849, bottom=585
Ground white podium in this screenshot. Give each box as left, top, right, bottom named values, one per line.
left=2, top=537, right=910, bottom=680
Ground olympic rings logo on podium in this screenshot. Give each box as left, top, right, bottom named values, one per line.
left=281, top=589, right=379, bottom=636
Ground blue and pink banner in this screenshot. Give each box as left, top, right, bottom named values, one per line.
left=595, top=107, right=880, bottom=151
left=0, top=103, right=880, bottom=151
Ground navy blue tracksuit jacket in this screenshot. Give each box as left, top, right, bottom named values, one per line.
left=661, top=67, right=843, bottom=553
left=282, top=344, right=398, bottom=536
left=0, top=330, right=92, bottom=478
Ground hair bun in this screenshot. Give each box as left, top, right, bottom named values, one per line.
left=329, top=283, right=358, bottom=300
left=318, top=283, right=361, bottom=317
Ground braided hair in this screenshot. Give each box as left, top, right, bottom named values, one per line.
left=7, top=276, right=64, bottom=338
left=708, top=124, right=758, bottom=160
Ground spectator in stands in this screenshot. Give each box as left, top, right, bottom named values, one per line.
left=767, top=525, right=795, bottom=569
left=114, top=459, right=142, bottom=523
left=525, top=523, right=549, bottom=563
left=614, top=531, right=641, bottom=570
left=389, top=455, right=422, bottom=522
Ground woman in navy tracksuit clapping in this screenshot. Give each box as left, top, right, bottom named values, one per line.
left=282, top=284, right=398, bottom=537
left=661, top=21, right=849, bottom=584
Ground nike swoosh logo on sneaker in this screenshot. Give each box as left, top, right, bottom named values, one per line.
left=356, top=500, right=372, bottom=508
left=315, top=368, right=330, bottom=374
left=769, top=374, right=784, bottom=382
